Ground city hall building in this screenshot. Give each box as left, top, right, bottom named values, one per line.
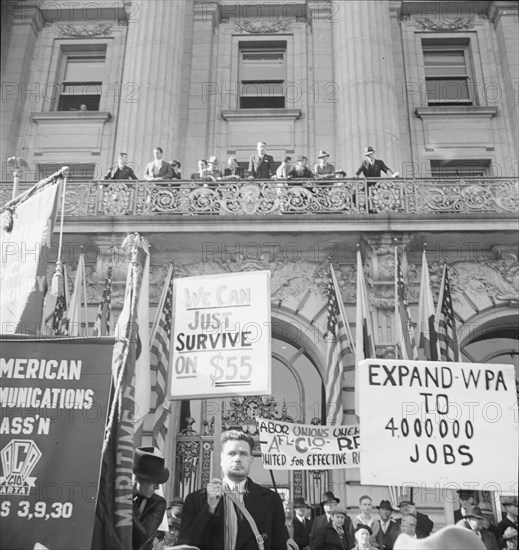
left=2, top=0, right=518, bottom=530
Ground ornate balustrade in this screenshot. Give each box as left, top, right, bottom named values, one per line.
left=1, top=177, right=518, bottom=216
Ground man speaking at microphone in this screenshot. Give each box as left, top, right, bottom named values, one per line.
left=179, top=430, right=289, bottom=550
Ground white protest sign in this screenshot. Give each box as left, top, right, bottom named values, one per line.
left=358, top=359, right=518, bottom=489
left=257, top=418, right=360, bottom=470
left=169, top=271, right=271, bottom=399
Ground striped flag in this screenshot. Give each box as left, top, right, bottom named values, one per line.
left=395, top=247, right=418, bottom=360
left=325, top=264, right=354, bottom=425
left=151, top=264, right=174, bottom=453
left=65, top=253, right=88, bottom=337
left=93, top=257, right=113, bottom=337
left=40, top=262, right=69, bottom=335
left=354, top=249, right=376, bottom=414
left=435, top=264, right=459, bottom=361
left=417, top=249, right=439, bottom=361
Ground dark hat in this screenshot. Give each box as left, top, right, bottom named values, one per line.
left=457, top=489, right=475, bottom=498
left=364, top=146, right=375, bottom=155
left=317, top=150, right=329, bottom=158
left=335, top=170, right=347, bottom=177
left=133, top=446, right=170, bottom=484
left=503, top=498, right=518, bottom=507
left=296, top=155, right=307, bottom=162
left=377, top=500, right=394, bottom=511
left=293, top=497, right=311, bottom=509
left=330, top=505, right=348, bottom=517
left=465, top=506, right=484, bottom=520
left=355, top=524, right=373, bottom=535
left=169, top=497, right=184, bottom=507
left=321, top=491, right=340, bottom=506
left=398, top=500, right=414, bottom=508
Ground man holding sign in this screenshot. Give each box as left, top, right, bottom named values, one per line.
left=179, top=430, right=288, bottom=550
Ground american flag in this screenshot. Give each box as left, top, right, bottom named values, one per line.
left=41, top=262, right=69, bottom=336
left=395, top=247, right=418, bottom=360
left=93, top=258, right=113, bottom=337
left=325, top=264, right=353, bottom=425
left=436, top=264, right=459, bottom=362
left=151, top=264, right=175, bottom=453
left=354, top=249, right=376, bottom=414
left=417, top=249, right=439, bottom=361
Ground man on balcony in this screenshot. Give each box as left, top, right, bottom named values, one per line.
left=144, top=147, right=175, bottom=181
left=288, top=155, right=314, bottom=181
left=313, top=150, right=336, bottom=180
left=248, top=141, right=275, bottom=180
left=103, top=152, right=138, bottom=180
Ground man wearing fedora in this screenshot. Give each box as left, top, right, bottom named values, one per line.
left=312, top=505, right=355, bottom=549
left=375, top=500, right=400, bottom=550
left=498, top=499, right=518, bottom=547
left=311, top=491, right=354, bottom=548
left=179, top=429, right=288, bottom=550
left=502, top=527, right=518, bottom=550
left=460, top=507, right=499, bottom=550
left=396, top=500, right=433, bottom=539
left=288, top=155, right=314, bottom=180
left=454, top=489, right=477, bottom=523
left=354, top=147, right=398, bottom=179
left=248, top=141, right=275, bottom=180
left=133, top=446, right=170, bottom=550
left=313, top=150, right=336, bottom=180
left=293, top=497, right=313, bottom=550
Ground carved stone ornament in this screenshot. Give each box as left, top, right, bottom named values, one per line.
left=57, top=23, right=113, bottom=37
left=235, top=20, right=291, bottom=33
left=415, top=17, right=474, bottom=31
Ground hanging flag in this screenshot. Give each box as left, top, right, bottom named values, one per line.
left=65, top=253, right=88, bottom=336
left=151, top=264, right=174, bottom=454
left=417, top=249, right=439, bottom=361
left=92, top=236, right=144, bottom=550
left=1, top=170, right=63, bottom=334
left=395, top=247, right=418, bottom=360
left=325, top=264, right=354, bottom=425
left=134, top=241, right=151, bottom=433
left=93, top=256, right=113, bottom=337
left=40, top=262, right=68, bottom=336
left=354, top=249, right=376, bottom=414
left=435, top=264, right=460, bottom=362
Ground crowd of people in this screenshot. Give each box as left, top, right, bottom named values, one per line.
left=104, top=142, right=399, bottom=184
left=131, top=433, right=517, bottom=550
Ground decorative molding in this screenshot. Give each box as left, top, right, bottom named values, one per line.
left=235, top=20, right=291, bottom=33
left=221, top=109, right=302, bottom=121
left=30, top=111, right=112, bottom=123
left=415, top=17, right=474, bottom=31
left=57, top=23, right=113, bottom=37
left=415, top=107, right=498, bottom=119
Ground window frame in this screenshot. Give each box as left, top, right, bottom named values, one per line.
left=55, top=44, right=107, bottom=112
left=422, top=40, right=474, bottom=106
left=238, top=42, right=287, bottom=110
left=430, top=159, right=491, bottom=178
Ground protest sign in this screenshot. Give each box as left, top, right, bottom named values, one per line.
left=0, top=336, right=114, bottom=550
left=258, top=418, right=360, bottom=470
left=0, top=179, right=60, bottom=334
left=358, top=359, right=518, bottom=489
left=170, top=271, right=271, bottom=399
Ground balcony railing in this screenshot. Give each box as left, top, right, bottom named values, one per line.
left=1, top=177, right=518, bottom=216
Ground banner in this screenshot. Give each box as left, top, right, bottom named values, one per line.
left=0, top=336, right=114, bottom=550
left=257, top=418, right=360, bottom=470
left=170, top=271, right=271, bottom=399
left=358, top=359, right=518, bottom=489
left=0, top=179, right=61, bottom=334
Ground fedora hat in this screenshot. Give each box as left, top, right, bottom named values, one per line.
left=394, top=525, right=486, bottom=549
left=377, top=500, right=395, bottom=511
left=330, top=505, right=348, bottom=517
left=321, top=491, right=340, bottom=506
left=464, top=506, right=484, bottom=520
left=503, top=498, right=518, bottom=507
left=503, top=527, right=518, bottom=540
left=317, top=150, right=329, bottom=158
left=364, top=146, right=375, bottom=155
left=208, top=155, right=218, bottom=164
left=397, top=500, right=414, bottom=508
left=133, top=446, right=170, bottom=484
left=293, top=497, right=311, bottom=509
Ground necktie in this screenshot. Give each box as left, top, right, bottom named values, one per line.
left=382, top=522, right=387, bottom=533
left=224, top=485, right=239, bottom=550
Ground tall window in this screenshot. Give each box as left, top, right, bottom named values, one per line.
left=38, top=163, right=98, bottom=181
left=57, top=47, right=106, bottom=111
left=239, top=43, right=286, bottom=109
left=422, top=41, right=473, bottom=105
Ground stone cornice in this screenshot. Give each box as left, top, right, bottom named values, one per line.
left=415, top=106, right=498, bottom=118
left=221, top=108, right=302, bottom=121
left=30, top=111, right=112, bottom=123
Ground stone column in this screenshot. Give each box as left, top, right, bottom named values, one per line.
left=332, top=0, right=401, bottom=175
left=0, top=4, right=44, bottom=177
left=114, top=0, right=189, bottom=177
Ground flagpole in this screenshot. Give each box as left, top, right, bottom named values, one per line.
left=394, top=246, right=399, bottom=359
